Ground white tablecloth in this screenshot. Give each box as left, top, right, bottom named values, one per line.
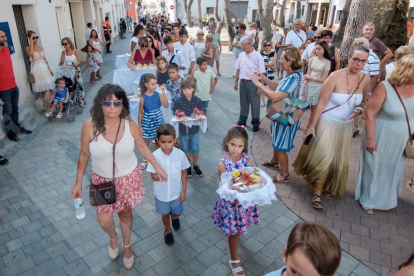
left=171, top=116, right=208, bottom=137
left=128, top=95, right=173, bottom=126
left=115, top=54, right=130, bottom=69
left=113, top=68, right=156, bottom=95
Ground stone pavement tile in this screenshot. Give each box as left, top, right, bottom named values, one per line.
left=352, top=224, right=370, bottom=237
left=195, top=244, right=226, bottom=268
left=20, top=231, right=42, bottom=245
left=341, top=231, right=361, bottom=246
left=47, top=241, right=70, bottom=258
left=353, top=262, right=380, bottom=276
left=2, top=247, right=26, bottom=266
left=337, top=252, right=360, bottom=276
left=32, top=249, right=51, bottom=265
left=197, top=228, right=223, bottom=247
left=6, top=238, right=23, bottom=252
left=380, top=241, right=402, bottom=258
left=261, top=239, right=285, bottom=261
left=369, top=250, right=392, bottom=267
left=174, top=245, right=198, bottom=263
left=23, top=236, right=54, bottom=256
left=0, top=256, right=35, bottom=276
left=241, top=237, right=264, bottom=254
left=82, top=246, right=108, bottom=269
left=152, top=254, right=185, bottom=275
left=32, top=255, right=67, bottom=276
left=64, top=259, right=89, bottom=276
left=100, top=258, right=121, bottom=275
left=62, top=247, right=86, bottom=264
left=349, top=245, right=370, bottom=262
left=181, top=258, right=207, bottom=275
left=199, top=260, right=231, bottom=276
left=243, top=258, right=266, bottom=275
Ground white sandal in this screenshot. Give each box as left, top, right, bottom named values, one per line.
left=123, top=243, right=134, bottom=269
left=56, top=112, right=63, bottom=119
left=108, top=231, right=119, bottom=260
left=229, top=259, right=245, bottom=276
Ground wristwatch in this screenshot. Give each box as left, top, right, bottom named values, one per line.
left=258, top=84, right=263, bottom=87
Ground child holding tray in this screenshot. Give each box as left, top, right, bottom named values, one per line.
left=212, top=125, right=260, bottom=276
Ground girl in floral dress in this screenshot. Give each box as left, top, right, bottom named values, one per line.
left=212, top=125, right=260, bottom=276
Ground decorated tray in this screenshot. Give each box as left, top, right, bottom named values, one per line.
left=217, top=167, right=277, bottom=208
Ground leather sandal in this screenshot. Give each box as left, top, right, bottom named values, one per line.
left=262, top=160, right=280, bottom=170
left=122, top=243, right=134, bottom=269
left=312, top=194, right=323, bottom=209
left=272, top=173, right=290, bottom=183
left=229, top=259, right=245, bottom=275
left=322, top=191, right=333, bottom=199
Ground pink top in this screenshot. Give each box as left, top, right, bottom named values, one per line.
left=235, top=50, right=266, bottom=80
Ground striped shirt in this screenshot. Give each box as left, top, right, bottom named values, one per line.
left=362, top=49, right=380, bottom=77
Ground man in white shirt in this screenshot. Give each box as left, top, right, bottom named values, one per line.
left=147, top=124, right=190, bottom=245
left=162, top=36, right=186, bottom=77
left=234, top=36, right=266, bottom=132
left=173, top=29, right=195, bottom=76
left=85, top=23, right=92, bottom=42
left=285, top=20, right=307, bottom=50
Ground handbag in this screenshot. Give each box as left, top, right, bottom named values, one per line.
left=89, top=120, right=121, bottom=206
left=28, top=58, right=35, bottom=83
left=266, top=73, right=309, bottom=126
left=391, top=84, right=414, bottom=159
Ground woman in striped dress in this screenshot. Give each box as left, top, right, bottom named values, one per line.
left=138, top=74, right=169, bottom=169
left=250, top=47, right=304, bottom=183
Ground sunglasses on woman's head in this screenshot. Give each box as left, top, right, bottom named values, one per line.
left=62, top=43, right=68, bottom=46
left=101, top=101, right=123, bottom=107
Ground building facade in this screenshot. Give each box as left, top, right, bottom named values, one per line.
left=0, top=0, right=125, bottom=139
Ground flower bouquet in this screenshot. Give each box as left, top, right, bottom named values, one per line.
left=174, top=109, right=187, bottom=121
left=192, top=108, right=205, bottom=121
left=230, top=168, right=266, bottom=193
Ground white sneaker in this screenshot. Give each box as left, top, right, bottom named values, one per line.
left=45, top=112, right=52, bottom=117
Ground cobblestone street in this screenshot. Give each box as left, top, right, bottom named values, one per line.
left=0, top=33, right=382, bottom=276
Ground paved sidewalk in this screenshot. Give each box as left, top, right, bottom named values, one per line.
left=0, top=36, right=375, bottom=275
left=252, top=116, right=414, bottom=276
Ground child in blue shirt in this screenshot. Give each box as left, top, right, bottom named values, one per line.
left=166, top=63, right=183, bottom=104
left=45, top=78, right=69, bottom=119
left=264, top=222, right=341, bottom=276
left=172, top=76, right=204, bottom=178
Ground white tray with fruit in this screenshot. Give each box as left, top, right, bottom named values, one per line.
left=216, top=167, right=277, bottom=208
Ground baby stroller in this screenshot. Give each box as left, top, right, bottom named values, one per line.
left=54, top=66, right=85, bottom=122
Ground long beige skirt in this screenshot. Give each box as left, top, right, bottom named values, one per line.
left=292, top=118, right=353, bottom=196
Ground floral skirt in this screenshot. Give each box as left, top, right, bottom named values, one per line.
left=212, top=197, right=260, bottom=236
left=91, top=166, right=144, bottom=214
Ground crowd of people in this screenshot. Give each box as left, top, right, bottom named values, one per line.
left=1, top=10, right=414, bottom=276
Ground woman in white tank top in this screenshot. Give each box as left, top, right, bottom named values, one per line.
left=56, top=37, right=81, bottom=82
left=71, top=84, right=167, bottom=270
left=293, top=45, right=370, bottom=210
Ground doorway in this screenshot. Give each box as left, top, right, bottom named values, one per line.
left=12, top=5, right=30, bottom=74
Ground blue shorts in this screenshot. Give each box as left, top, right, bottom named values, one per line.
left=155, top=196, right=183, bottom=215
left=179, top=132, right=199, bottom=154
left=52, top=97, right=66, bottom=104
left=202, top=100, right=209, bottom=109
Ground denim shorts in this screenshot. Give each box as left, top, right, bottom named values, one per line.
left=179, top=132, right=199, bottom=154
left=202, top=100, right=209, bottom=110
left=155, top=196, right=183, bottom=215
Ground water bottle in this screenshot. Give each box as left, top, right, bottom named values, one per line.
left=74, top=198, right=85, bottom=219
